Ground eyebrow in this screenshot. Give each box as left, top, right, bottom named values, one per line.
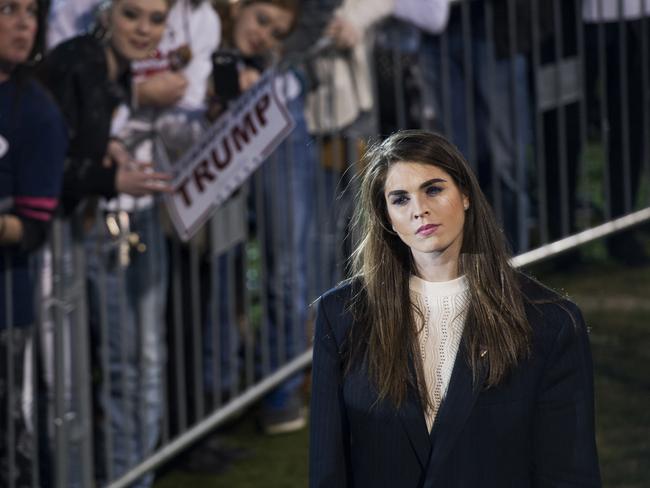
left=386, top=178, right=447, bottom=197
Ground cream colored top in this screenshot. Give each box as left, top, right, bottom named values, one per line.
left=410, top=274, right=469, bottom=432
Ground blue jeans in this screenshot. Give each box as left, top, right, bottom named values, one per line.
left=203, top=243, right=243, bottom=397
left=420, top=18, right=532, bottom=252
left=258, top=94, right=315, bottom=409
left=86, top=206, right=167, bottom=487
left=203, top=94, right=315, bottom=409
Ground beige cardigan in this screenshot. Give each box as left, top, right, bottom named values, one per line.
left=305, top=0, right=394, bottom=134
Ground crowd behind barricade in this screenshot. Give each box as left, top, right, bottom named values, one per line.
left=1, top=0, right=649, bottom=486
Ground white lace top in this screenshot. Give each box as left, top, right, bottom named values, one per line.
left=410, top=274, right=470, bottom=432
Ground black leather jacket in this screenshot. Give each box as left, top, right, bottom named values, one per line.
left=37, top=35, right=131, bottom=212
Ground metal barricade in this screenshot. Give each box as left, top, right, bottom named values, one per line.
left=2, top=206, right=93, bottom=488
left=3, top=1, right=650, bottom=486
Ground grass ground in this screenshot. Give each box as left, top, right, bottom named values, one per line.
left=528, top=244, right=650, bottom=488
left=154, top=241, right=650, bottom=488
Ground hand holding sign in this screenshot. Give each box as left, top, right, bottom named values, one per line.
left=116, top=162, right=173, bottom=197
left=164, top=70, right=294, bottom=241
left=103, top=139, right=132, bottom=168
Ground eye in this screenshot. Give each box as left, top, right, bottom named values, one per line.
left=425, top=185, right=443, bottom=196
left=390, top=195, right=409, bottom=206
left=256, top=12, right=270, bottom=26
left=121, top=7, right=138, bottom=20
left=0, top=3, right=16, bottom=15
left=27, top=3, right=37, bottom=16
left=149, top=12, right=166, bottom=25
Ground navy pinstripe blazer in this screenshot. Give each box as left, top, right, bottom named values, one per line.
left=309, top=274, right=601, bottom=487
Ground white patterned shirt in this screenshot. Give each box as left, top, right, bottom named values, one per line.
left=410, top=274, right=469, bottom=432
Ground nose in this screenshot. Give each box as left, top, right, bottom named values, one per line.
left=259, top=26, right=277, bottom=51
left=15, top=9, right=32, bottom=29
left=136, top=17, right=152, bottom=35
left=412, top=196, right=430, bottom=219
left=259, top=33, right=271, bottom=51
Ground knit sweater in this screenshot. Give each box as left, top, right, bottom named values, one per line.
left=409, top=274, right=469, bottom=432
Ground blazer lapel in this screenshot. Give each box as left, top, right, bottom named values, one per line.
left=423, top=342, right=488, bottom=487
left=397, top=387, right=431, bottom=469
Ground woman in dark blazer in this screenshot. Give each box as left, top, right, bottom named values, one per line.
left=309, top=130, right=601, bottom=487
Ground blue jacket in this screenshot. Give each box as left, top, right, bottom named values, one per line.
left=309, top=273, right=601, bottom=487
left=0, top=76, right=66, bottom=328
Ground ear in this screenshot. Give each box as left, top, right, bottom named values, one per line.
left=462, top=194, right=469, bottom=211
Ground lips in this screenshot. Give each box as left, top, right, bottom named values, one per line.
left=416, top=224, right=440, bottom=236
left=129, top=39, right=151, bottom=51
left=12, top=38, right=32, bottom=50
left=8, top=37, right=33, bottom=61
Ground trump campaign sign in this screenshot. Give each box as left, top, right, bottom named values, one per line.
left=164, top=71, right=294, bottom=241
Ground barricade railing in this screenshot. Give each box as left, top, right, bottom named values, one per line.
left=3, top=1, right=650, bottom=486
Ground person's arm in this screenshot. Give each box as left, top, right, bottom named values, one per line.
left=324, top=0, right=394, bottom=50
left=532, top=303, right=602, bottom=487
left=335, top=0, right=395, bottom=36
left=0, top=215, right=53, bottom=252
left=0, top=214, right=24, bottom=245
left=38, top=47, right=120, bottom=201
left=309, top=297, right=351, bottom=488
left=281, top=0, right=339, bottom=63
left=134, top=71, right=189, bottom=108
left=5, top=90, right=67, bottom=252
left=39, top=43, right=171, bottom=201
left=134, top=3, right=220, bottom=109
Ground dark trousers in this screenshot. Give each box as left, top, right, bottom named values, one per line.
left=1, top=327, right=33, bottom=488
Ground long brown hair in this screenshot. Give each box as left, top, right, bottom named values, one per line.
left=214, top=0, right=300, bottom=50
left=346, top=130, right=531, bottom=412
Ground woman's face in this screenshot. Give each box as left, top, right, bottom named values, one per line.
left=107, top=0, right=168, bottom=61
left=231, top=2, right=294, bottom=57
left=0, top=0, right=37, bottom=69
left=384, top=161, right=469, bottom=266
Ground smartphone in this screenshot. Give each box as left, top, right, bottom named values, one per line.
left=211, top=50, right=241, bottom=106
